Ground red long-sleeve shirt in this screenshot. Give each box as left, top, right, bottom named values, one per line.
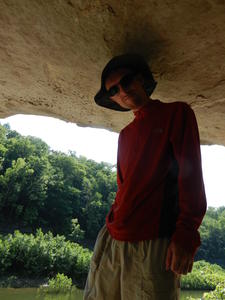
left=106, top=99, right=207, bottom=256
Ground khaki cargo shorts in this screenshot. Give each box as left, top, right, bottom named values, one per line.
left=83, top=224, right=180, bottom=300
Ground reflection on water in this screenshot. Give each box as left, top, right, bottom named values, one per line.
left=0, top=288, right=83, bottom=300
left=0, top=288, right=207, bottom=300
left=181, top=289, right=206, bottom=299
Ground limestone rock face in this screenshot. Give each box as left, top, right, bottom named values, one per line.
left=0, top=0, right=224, bottom=145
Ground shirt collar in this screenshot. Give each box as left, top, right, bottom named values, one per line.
left=133, top=99, right=156, bottom=119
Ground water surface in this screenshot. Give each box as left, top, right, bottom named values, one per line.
left=0, top=288, right=207, bottom=300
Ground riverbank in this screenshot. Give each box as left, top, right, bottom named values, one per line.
left=1, top=275, right=223, bottom=300
left=1, top=260, right=225, bottom=290
left=0, top=275, right=47, bottom=288
left=0, top=286, right=208, bottom=300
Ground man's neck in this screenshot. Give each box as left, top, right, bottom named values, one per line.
left=132, top=98, right=153, bottom=113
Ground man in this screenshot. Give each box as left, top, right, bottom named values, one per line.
left=83, top=54, right=207, bottom=300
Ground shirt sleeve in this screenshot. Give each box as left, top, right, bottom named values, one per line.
left=170, top=102, right=207, bottom=257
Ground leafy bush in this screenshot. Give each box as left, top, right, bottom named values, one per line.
left=182, top=260, right=225, bottom=290
left=203, top=281, right=225, bottom=299
left=0, top=229, right=91, bottom=286
left=40, top=273, right=72, bottom=293
left=187, top=281, right=225, bottom=299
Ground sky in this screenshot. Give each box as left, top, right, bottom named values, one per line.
left=0, top=114, right=225, bottom=208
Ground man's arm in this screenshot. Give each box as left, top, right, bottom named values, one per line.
left=166, top=102, right=207, bottom=275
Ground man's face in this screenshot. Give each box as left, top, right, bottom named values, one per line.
left=105, top=68, right=149, bottom=111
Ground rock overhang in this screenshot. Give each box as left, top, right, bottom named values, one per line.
left=0, top=0, right=224, bottom=145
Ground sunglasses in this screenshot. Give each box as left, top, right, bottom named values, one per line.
left=106, top=72, right=137, bottom=98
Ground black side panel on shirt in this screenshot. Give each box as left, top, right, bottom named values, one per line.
left=158, top=143, right=180, bottom=238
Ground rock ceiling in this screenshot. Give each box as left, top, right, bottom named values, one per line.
left=0, top=0, right=225, bottom=145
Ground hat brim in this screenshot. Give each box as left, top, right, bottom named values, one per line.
left=94, top=90, right=131, bottom=112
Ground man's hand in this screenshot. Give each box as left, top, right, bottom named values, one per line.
left=165, top=241, right=194, bottom=275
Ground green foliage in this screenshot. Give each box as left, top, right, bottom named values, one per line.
left=203, top=281, right=225, bottom=299
left=197, top=207, right=225, bottom=265
left=187, top=282, right=225, bottom=299
left=0, top=123, right=117, bottom=239
left=40, top=273, right=72, bottom=293
left=68, top=218, right=84, bottom=243
left=0, top=155, right=50, bottom=226
left=0, top=229, right=91, bottom=285
left=182, top=260, right=225, bottom=290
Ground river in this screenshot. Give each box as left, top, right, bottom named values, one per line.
left=0, top=288, right=207, bottom=299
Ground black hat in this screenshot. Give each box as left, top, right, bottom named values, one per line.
left=94, top=53, right=157, bottom=111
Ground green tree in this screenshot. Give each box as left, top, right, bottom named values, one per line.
left=197, top=207, right=225, bottom=265
left=43, top=153, right=85, bottom=234
left=0, top=155, right=50, bottom=226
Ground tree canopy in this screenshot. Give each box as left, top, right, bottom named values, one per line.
left=0, top=123, right=117, bottom=241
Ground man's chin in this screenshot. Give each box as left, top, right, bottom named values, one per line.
left=121, top=100, right=134, bottom=109
left=122, top=97, right=136, bottom=107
